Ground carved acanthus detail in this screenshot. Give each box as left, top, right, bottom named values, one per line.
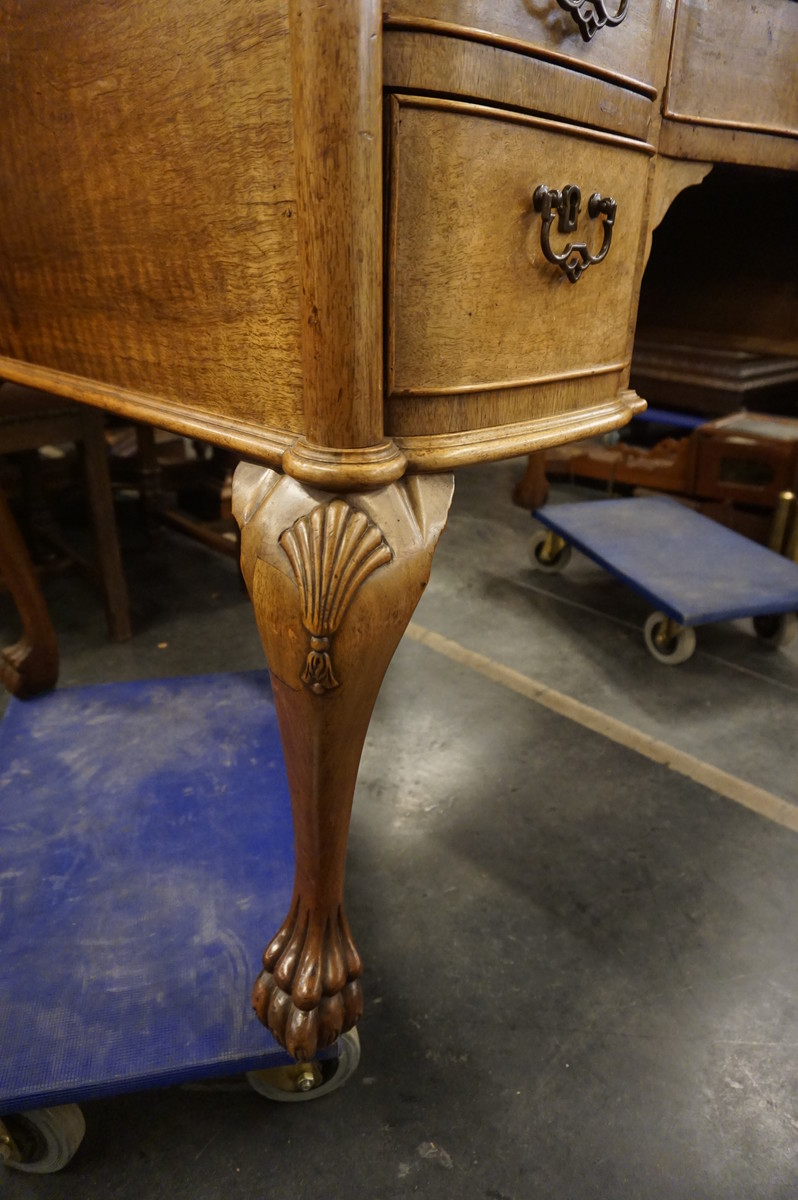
left=279, top=500, right=392, bottom=693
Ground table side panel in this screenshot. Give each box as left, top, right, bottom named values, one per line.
left=0, top=0, right=304, bottom=440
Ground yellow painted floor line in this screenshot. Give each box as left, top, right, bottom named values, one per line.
left=406, top=623, right=798, bottom=834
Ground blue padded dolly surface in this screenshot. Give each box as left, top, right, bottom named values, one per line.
left=0, top=671, right=306, bottom=1114
left=535, top=496, right=798, bottom=627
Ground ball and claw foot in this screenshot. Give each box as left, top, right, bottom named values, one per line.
left=252, top=898, right=364, bottom=1061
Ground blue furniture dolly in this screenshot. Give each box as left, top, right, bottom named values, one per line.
left=530, top=496, right=798, bottom=664
left=0, top=671, right=359, bottom=1173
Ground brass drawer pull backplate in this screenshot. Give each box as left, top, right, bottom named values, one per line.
left=533, top=184, right=617, bottom=284
left=555, top=0, right=629, bottom=42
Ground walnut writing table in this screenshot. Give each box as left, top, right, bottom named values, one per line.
left=1, top=0, right=796, bottom=1061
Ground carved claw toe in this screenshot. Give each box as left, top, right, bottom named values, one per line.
left=252, top=899, right=363, bottom=1060
left=252, top=972, right=363, bottom=1061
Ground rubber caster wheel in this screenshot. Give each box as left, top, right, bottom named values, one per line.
left=246, top=1028, right=361, bottom=1102
left=753, top=611, right=797, bottom=649
left=643, top=611, right=697, bottom=665
left=529, top=529, right=572, bottom=573
left=1, top=1105, right=85, bottom=1174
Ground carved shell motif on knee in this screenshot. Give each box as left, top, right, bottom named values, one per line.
left=279, top=499, right=392, bottom=693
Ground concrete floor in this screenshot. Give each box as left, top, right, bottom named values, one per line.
left=2, top=459, right=798, bottom=1198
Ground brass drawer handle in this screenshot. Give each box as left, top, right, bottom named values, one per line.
left=555, top=0, right=629, bottom=42
left=533, top=184, right=617, bottom=284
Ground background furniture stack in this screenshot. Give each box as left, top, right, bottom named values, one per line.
left=0, top=383, right=130, bottom=697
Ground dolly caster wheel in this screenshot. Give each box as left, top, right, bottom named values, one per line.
left=643, top=611, right=696, bottom=665
left=753, top=612, right=797, bottom=649
left=246, top=1028, right=361, bottom=1102
left=0, top=1105, right=85, bottom=1174
left=529, top=529, right=571, bottom=573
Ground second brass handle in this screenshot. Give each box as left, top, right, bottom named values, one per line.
left=555, top=0, right=630, bottom=42
left=533, top=183, right=617, bottom=284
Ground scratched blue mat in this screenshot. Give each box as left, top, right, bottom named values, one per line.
left=535, top=497, right=798, bottom=626
left=0, top=671, right=302, bottom=1113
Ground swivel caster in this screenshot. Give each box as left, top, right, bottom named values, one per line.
left=643, top=611, right=696, bottom=665
left=753, top=611, right=797, bottom=648
left=246, top=1028, right=361, bottom=1102
left=0, top=1105, right=85, bottom=1174
left=529, top=529, right=572, bottom=573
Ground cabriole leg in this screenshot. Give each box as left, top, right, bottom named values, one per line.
left=234, top=465, right=453, bottom=1060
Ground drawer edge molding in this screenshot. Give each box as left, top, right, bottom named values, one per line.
left=396, top=391, right=646, bottom=471
left=0, top=357, right=293, bottom=468
left=392, top=93, right=656, bottom=156
left=390, top=361, right=628, bottom=400
left=660, top=107, right=798, bottom=144
left=382, top=15, right=658, bottom=99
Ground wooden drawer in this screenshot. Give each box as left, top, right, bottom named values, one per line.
left=386, top=97, right=652, bottom=438
left=665, top=0, right=798, bottom=138
left=383, top=0, right=674, bottom=98
left=383, top=30, right=655, bottom=143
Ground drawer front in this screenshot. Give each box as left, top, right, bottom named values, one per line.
left=383, top=30, right=655, bottom=143
left=387, top=97, right=651, bottom=423
left=665, top=0, right=798, bottom=137
left=383, top=0, right=673, bottom=96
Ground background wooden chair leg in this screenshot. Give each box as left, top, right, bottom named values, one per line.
left=134, top=423, right=163, bottom=530
left=81, top=412, right=132, bottom=643
left=0, top=489, right=59, bottom=698
left=513, top=451, right=550, bottom=510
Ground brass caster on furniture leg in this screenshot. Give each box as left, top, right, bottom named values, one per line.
left=246, top=1028, right=361, bottom=1103
left=529, top=529, right=572, bottom=573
